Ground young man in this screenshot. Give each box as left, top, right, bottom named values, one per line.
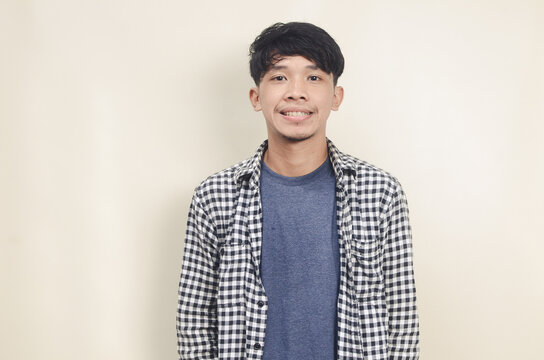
left=177, top=22, right=419, bottom=360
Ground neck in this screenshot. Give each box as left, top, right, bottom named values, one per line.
left=264, top=136, right=328, bottom=177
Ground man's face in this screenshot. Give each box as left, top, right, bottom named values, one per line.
left=249, top=56, right=343, bottom=143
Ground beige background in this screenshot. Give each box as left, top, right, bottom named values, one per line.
left=1, top=0, right=543, bottom=359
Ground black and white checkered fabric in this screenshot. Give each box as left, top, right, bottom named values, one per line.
left=177, top=139, right=419, bottom=360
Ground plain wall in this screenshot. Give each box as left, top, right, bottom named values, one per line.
left=1, top=0, right=543, bottom=359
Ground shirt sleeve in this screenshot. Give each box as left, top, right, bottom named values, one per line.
left=177, top=192, right=219, bottom=360
left=382, top=181, right=420, bottom=359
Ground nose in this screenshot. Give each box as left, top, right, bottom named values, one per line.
left=285, top=78, right=308, bottom=101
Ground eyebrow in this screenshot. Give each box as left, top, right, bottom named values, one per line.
left=269, top=64, right=320, bottom=70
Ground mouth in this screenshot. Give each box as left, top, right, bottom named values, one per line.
left=279, top=110, right=313, bottom=121
left=280, top=111, right=312, bottom=116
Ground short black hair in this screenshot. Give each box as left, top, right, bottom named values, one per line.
left=249, top=22, right=344, bottom=86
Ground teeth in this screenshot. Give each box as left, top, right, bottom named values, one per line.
left=284, top=111, right=310, bottom=117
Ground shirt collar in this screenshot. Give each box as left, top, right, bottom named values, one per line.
left=234, top=138, right=357, bottom=190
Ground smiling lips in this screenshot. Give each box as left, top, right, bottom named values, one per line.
left=280, top=110, right=313, bottom=121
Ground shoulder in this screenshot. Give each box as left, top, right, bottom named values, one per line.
left=192, top=140, right=267, bottom=201
left=336, top=151, right=410, bottom=227
left=328, top=138, right=402, bottom=193
left=334, top=149, right=409, bottom=220
left=193, top=158, right=249, bottom=199
left=197, top=160, right=245, bottom=189
left=337, top=150, right=402, bottom=192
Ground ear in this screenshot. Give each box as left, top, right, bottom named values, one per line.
left=331, top=86, right=344, bottom=111
left=249, top=87, right=262, bottom=111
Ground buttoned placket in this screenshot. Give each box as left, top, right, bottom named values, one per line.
left=335, top=172, right=365, bottom=359
left=243, top=171, right=268, bottom=359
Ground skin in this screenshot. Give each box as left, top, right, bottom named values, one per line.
left=249, top=56, right=344, bottom=177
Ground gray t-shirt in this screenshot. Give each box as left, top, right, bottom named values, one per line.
left=260, top=157, right=340, bottom=360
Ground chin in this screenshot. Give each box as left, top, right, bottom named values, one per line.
left=280, top=132, right=315, bottom=142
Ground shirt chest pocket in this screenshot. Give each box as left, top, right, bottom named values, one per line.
left=350, top=235, right=384, bottom=302
left=218, top=239, right=251, bottom=308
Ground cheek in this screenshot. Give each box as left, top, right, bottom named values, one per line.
left=315, top=89, right=335, bottom=105
left=263, top=98, right=281, bottom=114
left=257, top=91, right=274, bottom=111
left=317, top=96, right=335, bottom=111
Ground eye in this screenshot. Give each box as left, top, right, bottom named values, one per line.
left=309, top=75, right=320, bottom=81
left=272, top=75, right=285, bottom=81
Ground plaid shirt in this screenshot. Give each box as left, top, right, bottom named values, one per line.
left=177, top=139, right=419, bottom=360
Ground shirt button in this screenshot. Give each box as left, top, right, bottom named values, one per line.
left=257, top=300, right=264, bottom=307
left=254, top=343, right=261, bottom=350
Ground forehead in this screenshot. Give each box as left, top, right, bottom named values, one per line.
left=266, top=55, right=324, bottom=72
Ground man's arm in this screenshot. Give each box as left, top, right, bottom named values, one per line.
left=382, top=182, right=420, bottom=359
left=177, top=193, right=219, bottom=360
